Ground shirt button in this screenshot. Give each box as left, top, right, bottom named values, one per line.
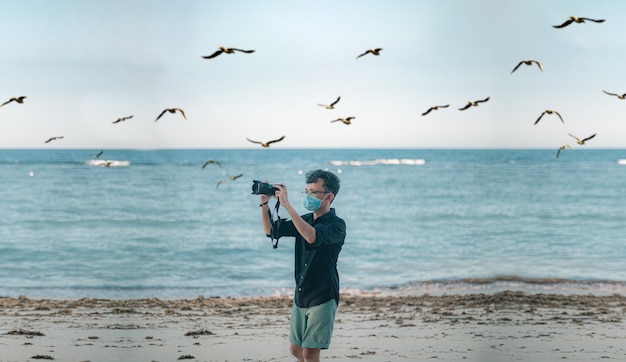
left=304, top=264, right=308, bottom=267
left=298, top=287, right=302, bottom=291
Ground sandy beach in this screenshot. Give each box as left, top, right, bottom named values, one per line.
left=1, top=291, right=625, bottom=362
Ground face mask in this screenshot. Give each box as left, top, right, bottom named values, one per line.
left=303, top=194, right=323, bottom=211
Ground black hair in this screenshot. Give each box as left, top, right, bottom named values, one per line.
left=305, top=169, right=340, bottom=196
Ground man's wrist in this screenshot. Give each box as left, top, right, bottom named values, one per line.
left=282, top=202, right=295, bottom=213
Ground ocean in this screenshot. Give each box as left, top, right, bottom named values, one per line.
left=1, top=149, right=625, bottom=299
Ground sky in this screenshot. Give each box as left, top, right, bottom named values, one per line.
left=1, top=0, right=625, bottom=149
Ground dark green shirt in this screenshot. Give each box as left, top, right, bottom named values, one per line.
left=273, top=208, right=346, bottom=308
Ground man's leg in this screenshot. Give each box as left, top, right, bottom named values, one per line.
left=290, top=343, right=304, bottom=362
left=290, top=303, right=306, bottom=361
left=290, top=345, right=321, bottom=362
left=302, top=347, right=321, bottom=362
left=290, top=300, right=336, bottom=361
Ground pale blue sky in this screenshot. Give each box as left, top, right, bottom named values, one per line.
left=1, top=0, right=625, bottom=149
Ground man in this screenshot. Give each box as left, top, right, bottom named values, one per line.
left=259, top=169, right=346, bottom=362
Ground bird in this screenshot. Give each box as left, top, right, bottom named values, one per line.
left=155, top=108, right=186, bottom=122
left=0, top=96, right=27, bottom=107
left=246, top=135, right=286, bottom=148
left=112, top=115, right=133, bottom=124
left=45, top=136, right=64, bottom=143
left=553, top=16, right=605, bottom=29
left=458, top=97, right=490, bottom=111
left=201, top=159, right=222, bottom=169
left=421, top=104, right=450, bottom=116
left=331, top=117, right=355, bottom=125
left=92, top=150, right=104, bottom=159
left=568, top=133, right=596, bottom=145
left=511, top=60, right=543, bottom=74
left=534, top=109, right=564, bottom=125
left=202, top=46, right=255, bottom=59
left=602, top=90, right=626, bottom=99
left=225, top=173, right=243, bottom=181
left=356, top=48, right=383, bottom=59
left=216, top=173, right=243, bottom=188
left=556, top=144, right=572, bottom=158
left=318, top=96, right=341, bottom=109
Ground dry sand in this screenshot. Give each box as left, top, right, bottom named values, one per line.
left=1, top=291, right=625, bottom=361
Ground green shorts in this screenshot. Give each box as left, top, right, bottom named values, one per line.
left=289, top=299, right=338, bottom=349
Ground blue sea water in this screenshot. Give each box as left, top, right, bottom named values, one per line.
left=1, top=149, right=625, bottom=299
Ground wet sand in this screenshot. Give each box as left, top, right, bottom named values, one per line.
left=1, top=291, right=625, bottom=361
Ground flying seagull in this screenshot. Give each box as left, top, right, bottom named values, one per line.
left=553, top=16, right=605, bottom=29
left=202, top=46, right=255, bottom=59
left=602, top=90, right=626, bottom=99
left=0, top=96, right=27, bottom=107
left=331, top=117, right=355, bottom=125
left=155, top=108, right=186, bottom=122
left=356, top=48, right=383, bottom=59
left=216, top=173, right=244, bottom=188
left=458, top=97, right=490, bottom=111
left=92, top=150, right=104, bottom=159
left=225, top=173, right=243, bottom=181
left=318, top=96, right=341, bottom=109
left=201, top=159, right=222, bottom=169
left=45, top=136, right=64, bottom=144
left=535, top=109, right=564, bottom=125
left=511, top=60, right=543, bottom=74
left=568, top=133, right=596, bottom=145
left=556, top=144, right=572, bottom=158
left=112, top=115, right=133, bottom=124
left=421, top=104, right=450, bottom=116
left=246, top=135, right=286, bottom=148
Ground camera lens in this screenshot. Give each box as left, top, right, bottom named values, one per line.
left=251, top=180, right=277, bottom=196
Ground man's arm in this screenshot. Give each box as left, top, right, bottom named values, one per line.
left=260, top=194, right=273, bottom=235
left=273, top=184, right=316, bottom=244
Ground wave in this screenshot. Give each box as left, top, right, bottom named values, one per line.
left=359, top=276, right=626, bottom=297
left=2, top=277, right=623, bottom=300
left=618, top=159, right=626, bottom=165
left=85, top=160, right=131, bottom=167
left=330, top=158, right=426, bottom=166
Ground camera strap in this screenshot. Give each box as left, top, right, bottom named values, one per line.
left=267, top=199, right=282, bottom=249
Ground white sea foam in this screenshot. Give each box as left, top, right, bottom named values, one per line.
left=359, top=278, right=626, bottom=297
left=330, top=158, right=426, bottom=166
left=617, top=159, right=626, bottom=165
left=85, top=160, right=131, bottom=167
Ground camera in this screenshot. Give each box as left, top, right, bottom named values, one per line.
left=251, top=180, right=278, bottom=196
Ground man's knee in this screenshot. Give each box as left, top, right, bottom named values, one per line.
left=290, top=344, right=303, bottom=360
left=302, top=347, right=321, bottom=362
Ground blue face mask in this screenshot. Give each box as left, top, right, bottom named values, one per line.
left=303, top=194, right=323, bottom=211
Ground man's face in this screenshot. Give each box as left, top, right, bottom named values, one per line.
left=304, top=180, right=329, bottom=201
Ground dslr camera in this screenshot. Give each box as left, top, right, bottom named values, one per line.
left=251, top=180, right=278, bottom=196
